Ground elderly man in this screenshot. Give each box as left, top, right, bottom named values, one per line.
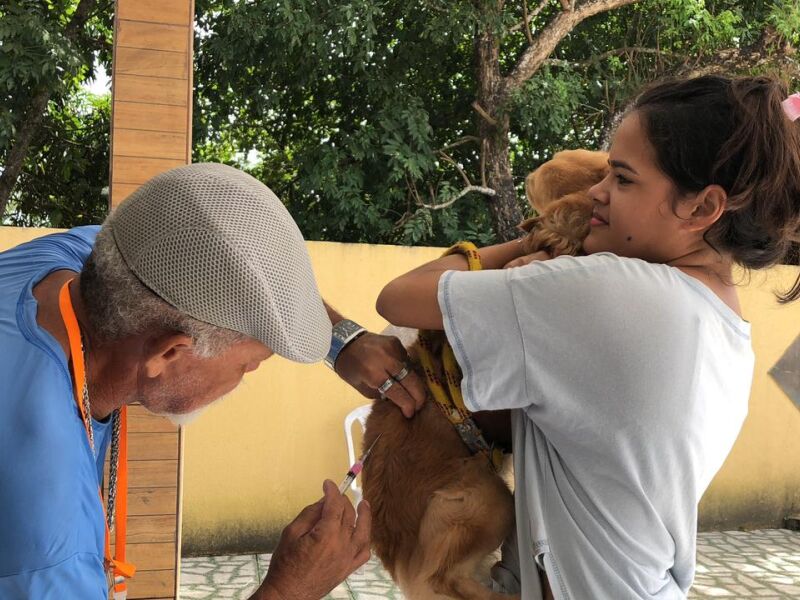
left=0, top=164, right=425, bottom=599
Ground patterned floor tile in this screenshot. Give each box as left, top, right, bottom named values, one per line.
left=181, top=530, right=800, bottom=599
left=689, top=530, right=800, bottom=598
left=181, top=554, right=259, bottom=599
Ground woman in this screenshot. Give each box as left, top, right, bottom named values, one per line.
left=376, top=75, right=800, bottom=599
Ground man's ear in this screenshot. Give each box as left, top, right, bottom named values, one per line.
left=142, top=333, right=195, bottom=379
left=683, top=184, right=727, bottom=231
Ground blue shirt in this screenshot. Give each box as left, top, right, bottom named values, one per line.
left=0, top=226, right=113, bottom=599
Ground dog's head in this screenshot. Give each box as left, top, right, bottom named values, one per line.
left=519, top=149, right=609, bottom=257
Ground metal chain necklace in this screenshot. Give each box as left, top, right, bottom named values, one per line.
left=80, top=336, right=121, bottom=531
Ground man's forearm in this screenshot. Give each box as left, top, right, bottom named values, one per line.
left=324, top=301, right=344, bottom=326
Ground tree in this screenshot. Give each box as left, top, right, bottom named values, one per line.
left=3, top=90, right=111, bottom=227
left=194, top=0, right=798, bottom=245
left=0, top=0, right=113, bottom=222
left=2, top=1, right=796, bottom=240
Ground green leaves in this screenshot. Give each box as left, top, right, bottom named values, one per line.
left=4, top=90, right=110, bottom=227
left=769, top=0, right=800, bottom=46
left=4, top=0, right=795, bottom=242
left=1, top=0, right=112, bottom=225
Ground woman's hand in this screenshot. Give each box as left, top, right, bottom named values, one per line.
left=503, top=250, right=551, bottom=269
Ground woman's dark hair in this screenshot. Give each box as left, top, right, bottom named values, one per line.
left=632, top=75, right=800, bottom=302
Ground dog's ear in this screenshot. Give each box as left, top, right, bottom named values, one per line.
left=524, top=149, right=609, bottom=213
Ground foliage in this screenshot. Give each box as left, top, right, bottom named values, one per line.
left=193, top=0, right=796, bottom=246
left=4, top=90, right=110, bottom=227
left=2, top=0, right=796, bottom=242
left=0, top=0, right=113, bottom=225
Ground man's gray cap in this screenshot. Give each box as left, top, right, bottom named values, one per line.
left=108, top=163, right=331, bottom=363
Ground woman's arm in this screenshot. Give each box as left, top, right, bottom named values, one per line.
left=376, top=239, right=528, bottom=330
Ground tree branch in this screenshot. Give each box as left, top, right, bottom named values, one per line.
left=471, top=101, right=498, bottom=126
left=0, top=0, right=99, bottom=217
left=543, top=46, right=665, bottom=69
left=437, top=135, right=481, bottom=153
left=480, top=138, right=488, bottom=188
left=521, top=0, right=535, bottom=45
left=510, top=0, right=551, bottom=34
left=417, top=185, right=496, bottom=211
left=503, top=0, right=640, bottom=97
left=438, top=151, right=472, bottom=187
left=0, top=89, right=51, bottom=218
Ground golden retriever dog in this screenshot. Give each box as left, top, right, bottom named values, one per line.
left=361, top=150, right=609, bottom=599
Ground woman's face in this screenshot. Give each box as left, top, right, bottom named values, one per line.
left=583, top=112, right=694, bottom=262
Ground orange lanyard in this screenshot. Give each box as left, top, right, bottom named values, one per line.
left=58, top=281, right=136, bottom=596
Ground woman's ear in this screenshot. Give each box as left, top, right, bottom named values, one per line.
left=684, top=184, right=727, bottom=231
left=142, top=333, right=195, bottom=379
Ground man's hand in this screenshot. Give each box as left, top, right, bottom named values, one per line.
left=503, top=250, right=551, bottom=269
left=253, top=480, right=371, bottom=600
left=334, top=332, right=426, bottom=418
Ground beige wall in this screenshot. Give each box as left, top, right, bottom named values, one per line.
left=2, top=227, right=799, bottom=555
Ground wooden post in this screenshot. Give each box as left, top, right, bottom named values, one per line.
left=110, top=0, right=194, bottom=207
left=108, top=1, right=194, bottom=597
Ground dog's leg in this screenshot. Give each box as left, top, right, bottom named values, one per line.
left=399, top=457, right=518, bottom=600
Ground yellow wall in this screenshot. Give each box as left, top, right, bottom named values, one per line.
left=2, top=227, right=799, bottom=554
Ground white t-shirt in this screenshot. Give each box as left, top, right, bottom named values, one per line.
left=438, top=253, right=754, bottom=600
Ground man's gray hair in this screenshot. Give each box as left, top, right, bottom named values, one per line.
left=80, top=226, right=248, bottom=358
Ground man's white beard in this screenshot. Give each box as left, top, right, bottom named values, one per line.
left=158, top=398, right=224, bottom=427
left=163, top=406, right=208, bottom=427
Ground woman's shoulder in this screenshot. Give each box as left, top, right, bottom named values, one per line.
left=510, top=252, right=675, bottom=285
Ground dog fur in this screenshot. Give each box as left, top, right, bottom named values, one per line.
left=361, top=149, right=609, bottom=599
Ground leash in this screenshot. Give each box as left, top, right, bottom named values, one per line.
left=416, top=241, right=505, bottom=471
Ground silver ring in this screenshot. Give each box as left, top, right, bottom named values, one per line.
left=377, top=377, right=395, bottom=396
left=392, top=365, right=410, bottom=382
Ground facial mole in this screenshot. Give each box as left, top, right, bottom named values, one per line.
left=626, top=236, right=633, bottom=242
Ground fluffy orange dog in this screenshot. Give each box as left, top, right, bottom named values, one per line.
left=362, top=149, right=608, bottom=599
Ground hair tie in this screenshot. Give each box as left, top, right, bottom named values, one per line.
left=783, top=92, right=800, bottom=122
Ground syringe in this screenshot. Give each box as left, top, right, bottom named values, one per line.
left=339, top=433, right=382, bottom=494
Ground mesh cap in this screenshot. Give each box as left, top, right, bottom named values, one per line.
left=108, top=163, right=331, bottom=363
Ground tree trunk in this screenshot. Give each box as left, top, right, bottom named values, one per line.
left=0, top=88, right=50, bottom=219
left=471, top=0, right=641, bottom=242
left=0, top=0, right=97, bottom=220
left=475, top=26, right=523, bottom=242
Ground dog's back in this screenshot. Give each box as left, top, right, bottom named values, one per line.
left=362, top=349, right=515, bottom=599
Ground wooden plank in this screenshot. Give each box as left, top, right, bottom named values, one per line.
left=118, top=0, right=191, bottom=26
left=113, top=128, right=187, bottom=160
left=113, top=156, right=185, bottom=185
left=128, top=487, right=179, bottom=516
left=128, top=404, right=179, bottom=433
left=117, top=20, right=189, bottom=53
left=115, top=74, right=188, bottom=106
left=116, top=47, right=189, bottom=80
left=103, top=463, right=179, bottom=492
left=110, top=182, right=142, bottom=206
left=127, top=432, right=180, bottom=461
left=112, top=515, right=177, bottom=544
left=124, top=568, right=176, bottom=598
left=122, top=459, right=180, bottom=488
left=121, top=542, right=177, bottom=570
left=113, top=102, right=187, bottom=133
